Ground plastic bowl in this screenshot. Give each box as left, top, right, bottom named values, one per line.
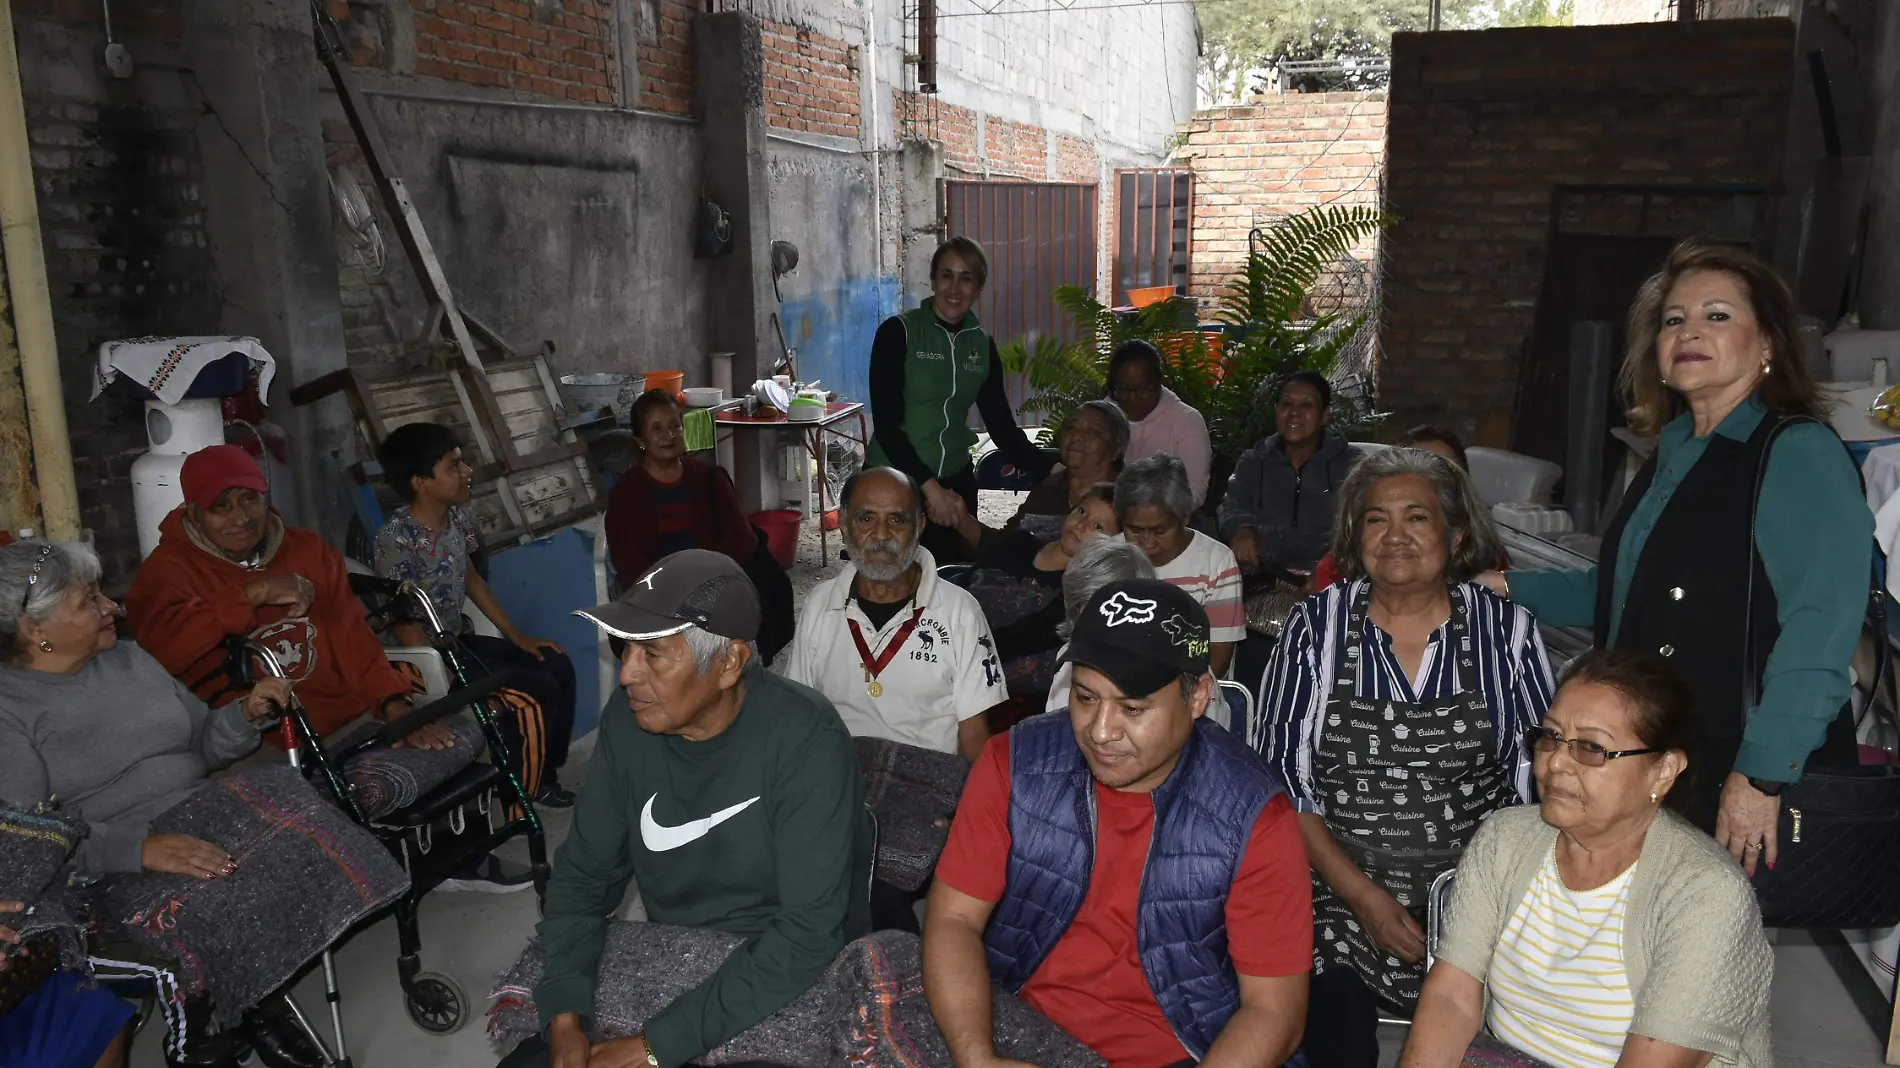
left=683, top=387, right=724, bottom=408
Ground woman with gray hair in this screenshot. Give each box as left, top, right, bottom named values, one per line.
left=991, top=399, right=1131, bottom=544
left=1252, top=448, right=1556, bottom=1068
left=0, top=540, right=334, bottom=1062
left=1043, top=538, right=1157, bottom=714
left=1115, top=452, right=1245, bottom=674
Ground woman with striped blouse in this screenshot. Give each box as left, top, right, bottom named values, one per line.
left=1252, top=447, right=1555, bottom=1068
left=1401, top=650, right=1773, bottom=1068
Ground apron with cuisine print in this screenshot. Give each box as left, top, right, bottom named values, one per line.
left=1311, top=582, right=1515, bottom=1011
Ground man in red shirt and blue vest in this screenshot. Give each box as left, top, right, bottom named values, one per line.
left=923, top=579, right=1313, bottom=1068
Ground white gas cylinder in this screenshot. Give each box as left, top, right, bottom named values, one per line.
left=130, top=398, right=225, bottom=558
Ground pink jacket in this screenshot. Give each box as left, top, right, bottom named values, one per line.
left=1126, top=387, right=1212, bottom=506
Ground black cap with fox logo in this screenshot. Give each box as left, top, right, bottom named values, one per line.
left=1058, top=578, right=1211, bottom=698
left=573, top=549, right=761, bottom=642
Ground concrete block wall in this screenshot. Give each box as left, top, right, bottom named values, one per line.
left=1174, top=91, right=1386, bottom=301
left=1379, top=19, right=1794, bottom=445
left=11, top=1, right=216, bottom=585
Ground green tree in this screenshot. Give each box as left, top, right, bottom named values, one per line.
left=1198, top=0, right=1572, bottom=103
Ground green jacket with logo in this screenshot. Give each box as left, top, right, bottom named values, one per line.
left=534, top=671, right=872, bottom=1067
left=866, top=297, right=1053, bottom=484
left=867, top=299, right=992, bottom=477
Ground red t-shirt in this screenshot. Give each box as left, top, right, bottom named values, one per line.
left=937, top=733, right=1312, bottom=1068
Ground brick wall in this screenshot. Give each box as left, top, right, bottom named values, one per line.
left=983, top=118, right=1047, bottom=179
left=762, top=20, right=859, bottom=138
left=13, top=0, right=216, bottom=586
left=410, top=0, right=618, bottom=104
left=1380, top=20, right=1795, bottom=445
left=1053, top=133, right=1099, bottom=183
left=897, top=92, right=980, bottom=175
left=1175, top=91, right=1386, bottom=300
left=636, top=0, right=696, bottom=114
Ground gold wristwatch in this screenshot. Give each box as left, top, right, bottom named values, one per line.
left=629, top=1031, right=661, bottom=1068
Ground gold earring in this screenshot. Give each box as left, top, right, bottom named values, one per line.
left=37, top=640, right=52, bottom=653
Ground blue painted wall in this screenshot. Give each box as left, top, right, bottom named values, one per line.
left=487, top=525, right=610, bottom=740
left=775, top=275, right=902, bottom=407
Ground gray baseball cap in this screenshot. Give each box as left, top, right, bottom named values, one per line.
left=573, top=549, right=761, bottom=642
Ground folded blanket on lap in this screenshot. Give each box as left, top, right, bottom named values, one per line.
left=332, top=712, right=485, bottom=820
left=1461, top=1033, right=1562, bottom=1068
left=91, top=766, right=408, bottom=1027
left=855, top=738, right=970, bottom=892
left=487, top=924, right=1104, bottom=1068
left=0, top=802, right=90, bottom=1016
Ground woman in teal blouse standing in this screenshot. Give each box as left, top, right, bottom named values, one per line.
left=1483, top=240, right=1870, bottom=876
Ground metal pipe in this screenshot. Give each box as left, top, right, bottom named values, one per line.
left=0, top=0, right=81, bottom=539
left=863, top=0, right=885, bottom=280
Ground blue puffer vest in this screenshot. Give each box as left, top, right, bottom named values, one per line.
left=984, top=713, right=1287, bottom=1059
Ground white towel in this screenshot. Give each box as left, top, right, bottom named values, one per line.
left=92, top=336, right=275, bottom=406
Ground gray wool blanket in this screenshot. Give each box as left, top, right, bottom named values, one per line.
left=488, top=923, right=1104, bottom=1068
left=855, top=738, right=970, bottom=892
left=90, top=765, right=408, bottom=1027
left=333, top=711, right=484, bottom=820
left=0, top=801, right=89, bottom=977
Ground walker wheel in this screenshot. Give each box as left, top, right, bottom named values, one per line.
left=405, top=971, right=468, bottom=1034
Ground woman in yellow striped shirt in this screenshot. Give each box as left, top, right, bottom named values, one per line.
left=1400, top=650, right=1774, bottom=1068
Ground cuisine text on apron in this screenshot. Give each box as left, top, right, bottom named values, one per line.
left=1311, top=582, right=1516, bottom=1011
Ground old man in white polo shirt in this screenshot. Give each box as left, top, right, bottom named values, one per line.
left=780, top=467, right=1004, bottom=759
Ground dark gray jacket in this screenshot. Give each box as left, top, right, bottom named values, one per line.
left=1218, top=428, right=1361, bottom=571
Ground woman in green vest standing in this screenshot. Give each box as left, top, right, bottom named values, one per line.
left=868, top=237, right=1056, bottom=561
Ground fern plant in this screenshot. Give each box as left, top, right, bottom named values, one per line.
left=999, top=204, right=1396, bottom=488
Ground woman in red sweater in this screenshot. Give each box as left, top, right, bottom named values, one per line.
left=603, top=390, right=795, bottom=660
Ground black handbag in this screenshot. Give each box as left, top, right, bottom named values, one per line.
left=1741, top=417, right=1900, bottom=929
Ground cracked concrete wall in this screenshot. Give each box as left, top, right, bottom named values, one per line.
left=185, top=0, right=354, bottom=544
left=327, top=76, right=709, bottom=384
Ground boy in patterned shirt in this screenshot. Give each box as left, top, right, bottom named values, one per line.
left=375, top=422, right=579, bottom=814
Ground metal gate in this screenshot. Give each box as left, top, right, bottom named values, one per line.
left=945, top=181, right=1099, bottom=348
left=1114, top=169, right=1192, bottom=305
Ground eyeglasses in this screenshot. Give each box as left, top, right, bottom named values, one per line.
left=19, top=545, right=52, bottom=614
left=1524, top=727, right=1661, bottom=767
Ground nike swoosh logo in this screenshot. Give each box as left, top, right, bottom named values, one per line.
left=639, top=794, right=760, bottom=852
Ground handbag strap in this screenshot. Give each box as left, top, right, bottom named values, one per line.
left=1740, top=416, right=1891, bottom=731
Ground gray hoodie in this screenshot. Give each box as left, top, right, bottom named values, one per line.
left=0, top=641, right=261, bottom=874
left=1218, top=428, right=1362, bottom=571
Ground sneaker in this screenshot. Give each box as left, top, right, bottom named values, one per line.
left=437, top=855, right=536, bottom=893
left=534, top=783, right=577, bottom=809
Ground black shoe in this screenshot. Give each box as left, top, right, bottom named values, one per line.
left=238, top=992, right=325, bottom=1068
left=166, top=994, right=240, bottom=1068
left=438, top=854, right=536, bottom=893
left=533, top=782, right=576, bottom=808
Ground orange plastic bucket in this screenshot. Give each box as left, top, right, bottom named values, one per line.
left=751, top=509, right=802, bottom=568
left=644, top=369, right=685, bottom=397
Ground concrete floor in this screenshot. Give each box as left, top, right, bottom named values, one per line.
left=125, top=488, right=1900, bottom=1066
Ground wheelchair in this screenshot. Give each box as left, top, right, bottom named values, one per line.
left=226, top=576, right=551, bottom=1039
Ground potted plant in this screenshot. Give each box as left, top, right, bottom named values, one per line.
left=1001, top=204, right=1394, bottom=508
